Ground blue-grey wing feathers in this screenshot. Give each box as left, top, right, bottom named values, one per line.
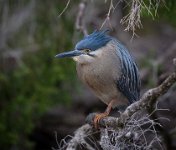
left=115, top=40, right=140, bottom=104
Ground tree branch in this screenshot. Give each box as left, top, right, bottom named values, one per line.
left=75, top=0, right=88, bottom=36
left=66, top=124, right=94, bottom=150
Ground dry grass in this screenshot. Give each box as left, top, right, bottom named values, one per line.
left=58, top=0, right=165, bottom=36
left=120, top=0, right=164, bottom=36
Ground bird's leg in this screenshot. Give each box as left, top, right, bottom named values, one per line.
left=94, top=99, right=115, bottom=129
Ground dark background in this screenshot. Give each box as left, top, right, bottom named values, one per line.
left=0, top=0, right=176, bottom=149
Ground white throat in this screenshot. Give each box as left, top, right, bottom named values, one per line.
left=73, top=55, right=92, bottom=64
left=72, top=41, right=115, bottom=65
left=72, top=50, right=103, bottom=64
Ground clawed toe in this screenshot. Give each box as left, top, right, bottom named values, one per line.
left=93, top=112, right=108, bottom=129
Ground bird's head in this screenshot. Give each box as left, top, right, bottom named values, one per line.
left=55, top=30, right=112, bottom=64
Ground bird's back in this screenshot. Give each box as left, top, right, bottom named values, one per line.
left=114, top=39, right=140, bottom=104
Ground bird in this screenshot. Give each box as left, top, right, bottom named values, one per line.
left=55, top=30, right=140, bottom=128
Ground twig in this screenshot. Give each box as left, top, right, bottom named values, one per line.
left=120, top=0, right=164, bottom=36
left=100, top=0, right=114, bottom=30
left=66, top=124, right=95, bottom=150
left=58, top=0, right=71, bottom=18
left=75, top=0, right=88, bottom=36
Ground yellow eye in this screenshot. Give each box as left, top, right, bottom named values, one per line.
left=84, top=49, right=91, bottom=53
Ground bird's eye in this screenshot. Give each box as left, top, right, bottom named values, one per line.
left=84, top=49, right=91, bottom=53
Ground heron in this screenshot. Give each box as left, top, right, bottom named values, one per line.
left=55, top=30, right=140, bottom=128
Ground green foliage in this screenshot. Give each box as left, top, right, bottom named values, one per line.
left=158, top=0, right=176, bottom=26
left=141, top=0, right=176, bottom=26
left=0, top=0, right=77, bottom=149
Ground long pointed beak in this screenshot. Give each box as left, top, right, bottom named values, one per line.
left=55, top=50, right=83, bottom=58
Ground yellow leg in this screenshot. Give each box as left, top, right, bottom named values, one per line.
left=94, top=100, right=115, bottom=129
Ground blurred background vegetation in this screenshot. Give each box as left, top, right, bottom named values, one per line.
left=0, top=0, right=176, bottom=150
left=0, top=0, right=77, bottom=149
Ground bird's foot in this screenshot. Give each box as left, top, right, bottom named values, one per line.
left=94, top=112, right=108, bottom=129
